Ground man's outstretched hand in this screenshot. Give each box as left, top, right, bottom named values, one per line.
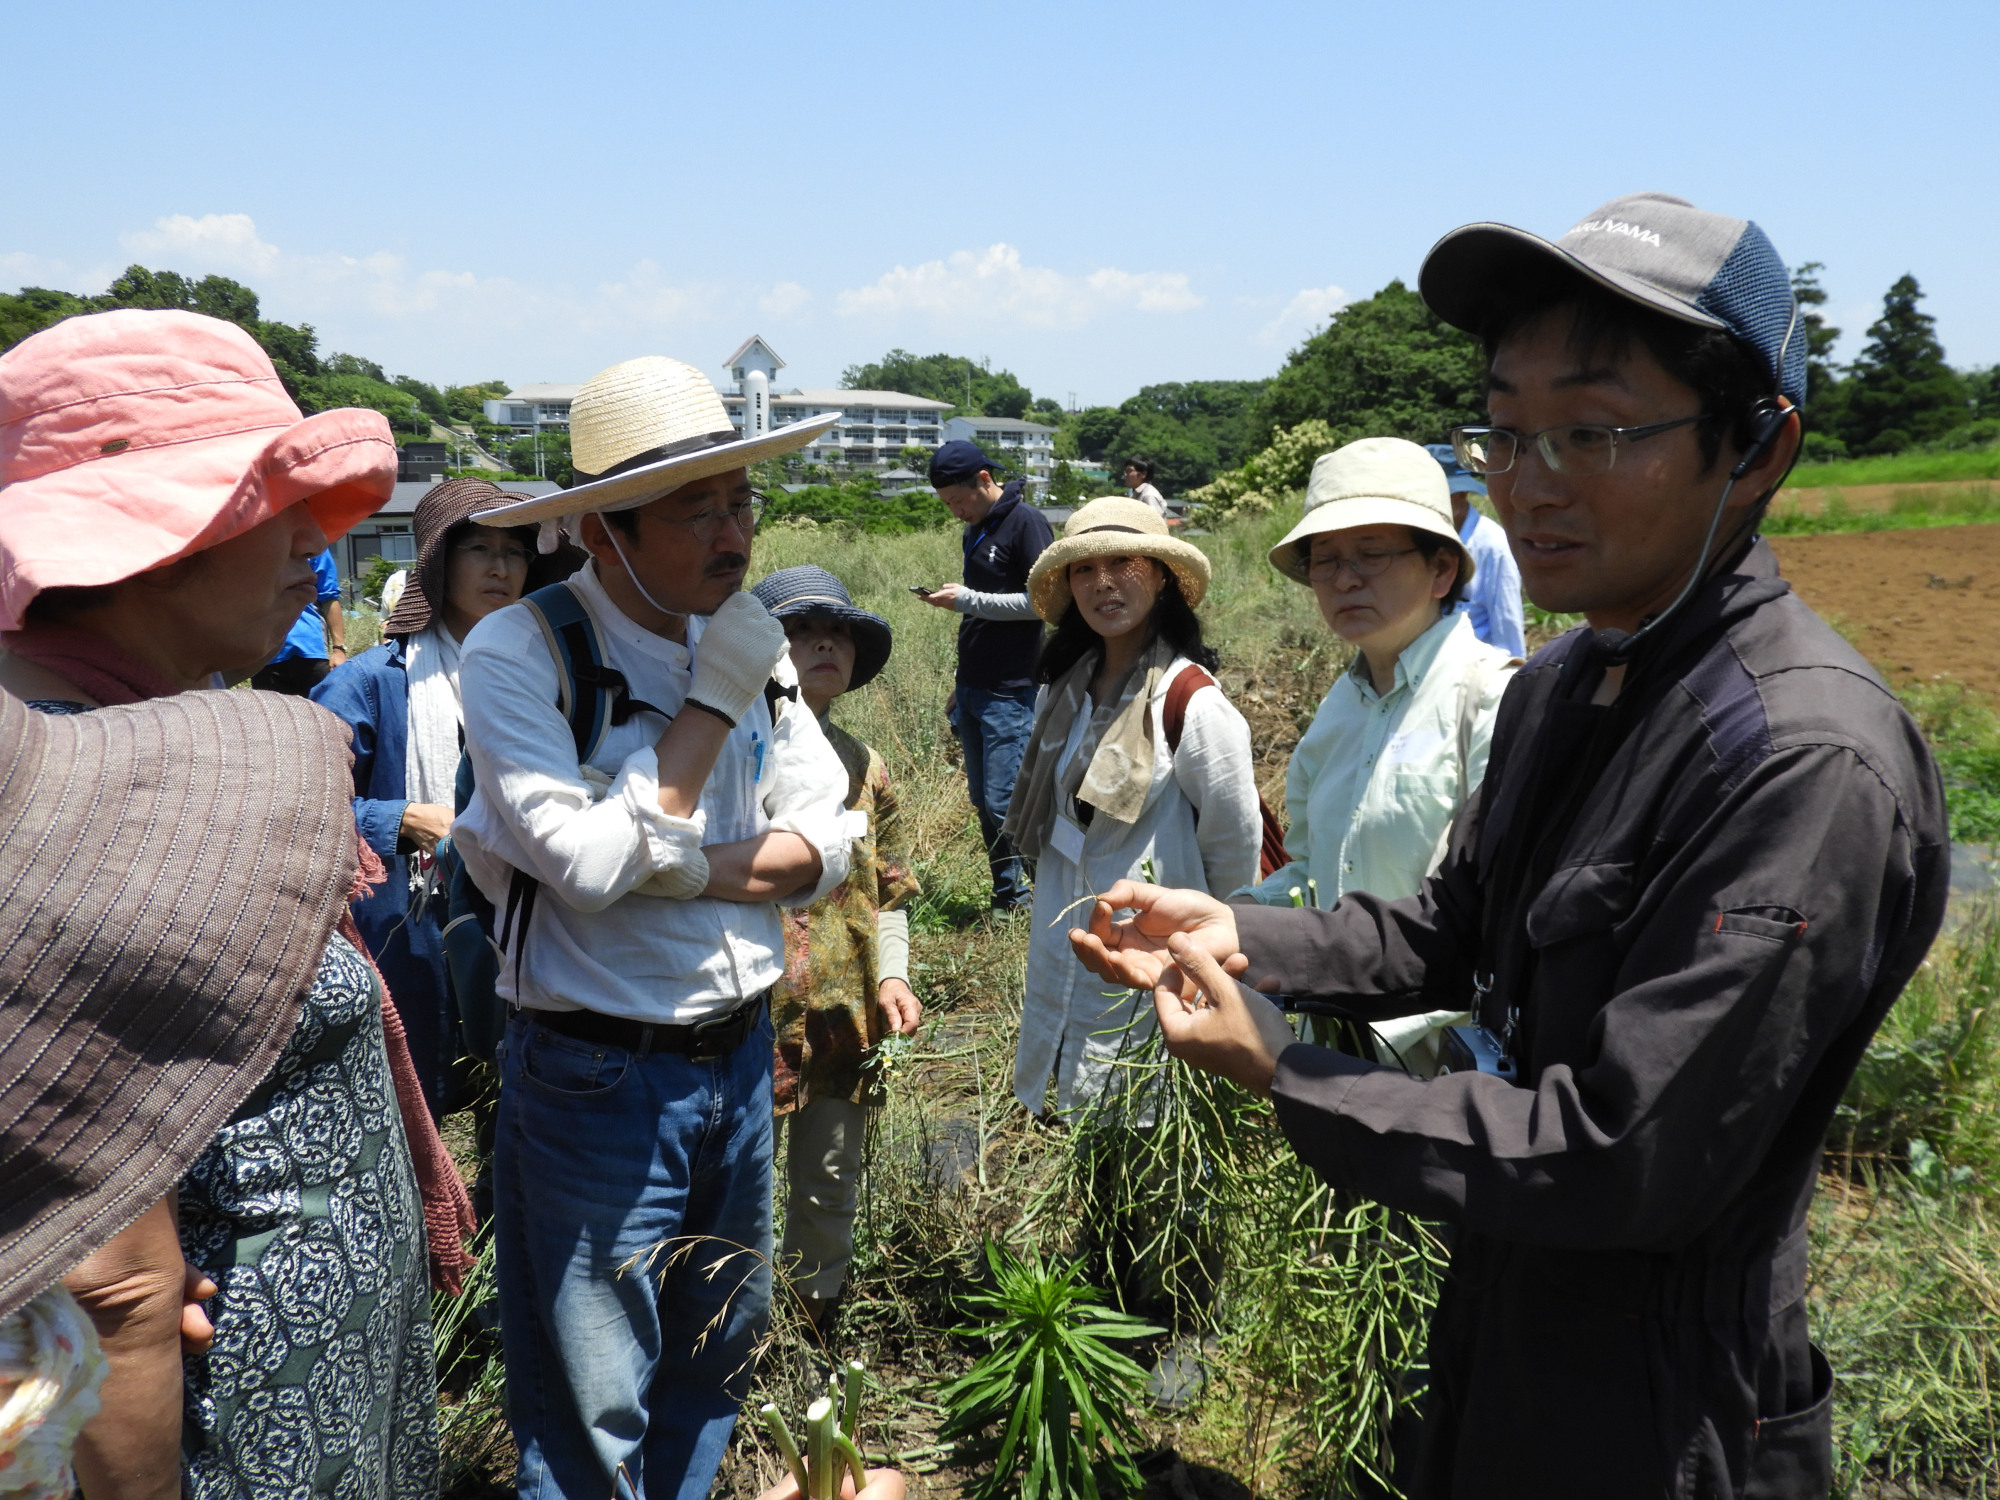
left=1150, top=933, right=1296, bottom=1098
left=1066, top=881, right=1244, bottom=993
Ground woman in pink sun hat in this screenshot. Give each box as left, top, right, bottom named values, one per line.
left=0, top=309, right=471, bottom=1500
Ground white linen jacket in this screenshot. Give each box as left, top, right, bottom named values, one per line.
left=1014, top=657, right=1259, bottom=1114
left=454, top=563, right=852, bottom=1024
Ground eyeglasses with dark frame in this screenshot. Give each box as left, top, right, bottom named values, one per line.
left=1450, top=415, right=1710, bottom=477
left=1305, top=545, right=1420, bottom=582
left=642, top=490, right=767, bottom=544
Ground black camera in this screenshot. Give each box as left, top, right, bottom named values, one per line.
left=1438, top=1025, right=1518, bottom=1083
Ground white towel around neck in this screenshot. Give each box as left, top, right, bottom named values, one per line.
left=403, top=625, right=465, bottom=807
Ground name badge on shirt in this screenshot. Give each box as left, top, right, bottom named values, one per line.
left=1049, top=810, right=1087, bottom=865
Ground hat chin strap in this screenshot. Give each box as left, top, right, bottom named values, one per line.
left=597, top=513, right=686, bottom=621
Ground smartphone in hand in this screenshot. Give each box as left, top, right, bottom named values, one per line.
left=909, top=585, right=935, bottom=597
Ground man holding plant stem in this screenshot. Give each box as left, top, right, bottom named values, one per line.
left=1069, top=194, right=1949, bottom=1497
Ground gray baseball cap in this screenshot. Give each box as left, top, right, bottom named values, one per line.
left=1419, top=192, right=1805, bottom=406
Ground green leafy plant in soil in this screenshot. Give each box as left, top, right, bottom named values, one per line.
left=1897, top=678, right=2000, bottom=844
left=940, top=1241, right=1163, bottom=1500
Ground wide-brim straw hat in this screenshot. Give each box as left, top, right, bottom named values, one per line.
left=380, top=477, right=584, bottom=636
left=0, top=688, right=358, bottom=1321
left=750, top=564, right=893, bottom=691
left=474, top=356, right=837, bottom=533
left=0, top=309, right=397, bottom=631
left=1267, top=436, right=1477, bottom=587
left=1027, top=496, right=1212, bottom=623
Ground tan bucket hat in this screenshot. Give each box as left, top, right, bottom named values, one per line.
left=0, top=689, right=358, bottom=1320
left=1267, top=436, right=1476, bottom=586
left=1027, top=496, right=1212, bottom=623
left=474, top=356, right=837, bottom=531
left=380, top=477, right=583, bottom=636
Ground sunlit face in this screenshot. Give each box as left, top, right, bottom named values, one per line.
left=159, top=500, right=330, bottom=674
left=935, top=471, right=1000, bottom=524
left=1122, top=464, right=1143, bottom=487
left=783, top=614, right=856, bottom=713
left=442, top=523, right=532, bottom=638
left=1305, top=525, right=1454, bottom=649
left=1484, top=307, right=1761, bottom=634
left=1067, top=554, right=1166, bottom=644
left=580, top=467, right=756, bottom=617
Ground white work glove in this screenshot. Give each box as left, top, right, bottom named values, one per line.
left=686, top=591, right=788, bottom=727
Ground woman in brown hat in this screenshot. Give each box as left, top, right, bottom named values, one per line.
left=1003, top=497, right=1261, bottom=1117
left=312, top=477, right=580, bottom=1120
left=0, top=309, right=470, bottom=1500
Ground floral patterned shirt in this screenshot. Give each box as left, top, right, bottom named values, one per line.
left=772, top=722, right=920, bottom=1111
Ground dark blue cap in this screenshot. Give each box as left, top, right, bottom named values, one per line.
left=928, top=439, right=1004, bottom=487
left=1424, top=442, right=1487, bottom=498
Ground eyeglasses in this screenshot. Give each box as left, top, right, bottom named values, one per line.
left=643, top=491, right=765, bottom=543
left=1306, top=546, right=1419, bottom=581
left=1450, top=415, right=1709, bottom=477
left=451, top=540, right=533, bottom=569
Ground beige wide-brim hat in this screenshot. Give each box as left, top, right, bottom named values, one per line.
left=474, top=355, right=837, bottom=532
left=1267, top=436, right=1477, bottom=586
left=1028, top=496, right=1213, bottom=623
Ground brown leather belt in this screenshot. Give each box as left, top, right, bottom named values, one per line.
left=519, top=991, right=769, bottom=1061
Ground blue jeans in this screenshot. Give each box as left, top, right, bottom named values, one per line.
left=951, top=684, right=1038, bottom=908
left=494, top=1007, right=775, bottom=1500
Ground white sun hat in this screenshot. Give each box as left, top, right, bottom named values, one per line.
left=474, top=355, right=837, bottom=532
left=1266, top=435, right=1476, bottom=586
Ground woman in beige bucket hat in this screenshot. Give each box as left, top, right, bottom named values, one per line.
left=1004, top=497, right=1262, bottom=1117
left=1243, top=436, right=1520, bottom=1075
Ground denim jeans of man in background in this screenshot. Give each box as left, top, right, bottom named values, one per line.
left=494, top=1008, right=775, bottom=1500
left=950, top=684, right=1037, bottom=909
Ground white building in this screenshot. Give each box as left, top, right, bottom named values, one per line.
left=481, top=338, right=953, bottom=473
left=942, top=414, right=1057, bottom=491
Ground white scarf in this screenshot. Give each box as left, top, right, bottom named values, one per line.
left=403, top=625, right=464, bottom=807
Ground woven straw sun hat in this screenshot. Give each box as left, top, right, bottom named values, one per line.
left=750, top=564, right=893, bottom=690
left=0, top=309, right=397, bottom=631
left=474, top=356, right=837, bottom=533
left=380, top=477, right=583, bottom=636
left=0, top=688, right=358, bottom=1320
left=1027, top=496, right=1213, bottom=624
left=1267, top=436, right=1476, bottom=587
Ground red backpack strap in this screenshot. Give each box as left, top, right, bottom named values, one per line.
left=1161, top=664, right=1215, bottom=754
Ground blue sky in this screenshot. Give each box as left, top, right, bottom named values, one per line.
left=8, top=0, right=1995, bottom=406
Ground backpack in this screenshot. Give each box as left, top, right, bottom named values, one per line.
left=1159, top=665, right=1290, bottom=880
left=434, top=581, right=792, bottom=1062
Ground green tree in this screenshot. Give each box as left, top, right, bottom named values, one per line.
left=507, top=430, right=573, bottom=486
left=1047, top=459, right=1088, bottom=508
left=325, top=352, right=388, bottom=381
left=841, top=349, right=1035, bottom=419
left=1252, top=278, right=1485, bottom=450
left=0, top=286, right=93, bottom=353
left=1837, top=275, right=1968, bottom=455
left=444, top=380, right=510, bottom=423
left=1790, top=262, right=1844, bottom=413
left=394, top=375, right=449, bottom=422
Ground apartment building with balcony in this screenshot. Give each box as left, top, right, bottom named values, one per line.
left=941, top=414, right=1057, bottom=491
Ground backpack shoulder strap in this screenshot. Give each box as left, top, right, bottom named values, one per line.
left=1162, top=664, right=1217, bottom=754
left=518, top=582, right=607, bottom=763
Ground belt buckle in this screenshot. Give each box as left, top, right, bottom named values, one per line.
left=686, top=1008, right=742, bottom=1061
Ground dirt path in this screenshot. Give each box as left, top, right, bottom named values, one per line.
left=1768, top=524, right=2000, bottom=703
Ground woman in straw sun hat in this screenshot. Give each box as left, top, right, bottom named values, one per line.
left=312, top=477, right=583, bottom=1123
left=1004, top=496, right=1260, bottom=1117
left=0, top=689, right=359, bottom=1500
left=0, top=308, right=472, bottom=1500
left=445, top=354, right=855, bottom=1500
left=1239, top=435, right=1518, bottom=1074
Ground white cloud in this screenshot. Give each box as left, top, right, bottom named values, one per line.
left=1261, top=283, right=1349, bottom=344
left=759, top=280, right=811, bottom=318
left=122, top=213, right=280, bottom=277
left=835, top=243, right=1201, bottom=328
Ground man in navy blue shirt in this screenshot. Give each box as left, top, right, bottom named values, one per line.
left=922, top=440, right=1053, bottom=912
left=252, top=547, right=345, bottom=695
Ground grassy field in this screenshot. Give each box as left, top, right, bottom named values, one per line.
left=1785, top=447, right=2000, bottom=491
left=426, top=509, right=2000, bottom=1499
left=1764, top=484, right=2000, bottom=536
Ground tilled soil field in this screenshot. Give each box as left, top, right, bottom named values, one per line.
left=1769, top=523, right=2000, bottom=704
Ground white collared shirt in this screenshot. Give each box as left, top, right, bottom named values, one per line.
left=453, top=562, right=853, bottom=1023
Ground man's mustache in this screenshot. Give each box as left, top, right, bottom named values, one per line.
left=704, top=553, right=749, bottom=577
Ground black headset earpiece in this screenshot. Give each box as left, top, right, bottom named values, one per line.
left=1730, top=399, right=1792, bottom=480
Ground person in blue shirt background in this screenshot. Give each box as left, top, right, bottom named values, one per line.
left=1426, top=443, right=1525, bottom=657
left=251, top=546, right=345, bottom=694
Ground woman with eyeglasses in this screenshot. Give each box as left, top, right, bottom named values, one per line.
left=313, top=478, right=582, bottom=1120
left=1237, top=437, right=1519, bottom=1075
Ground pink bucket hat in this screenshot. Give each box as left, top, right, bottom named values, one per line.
left=0, top=309, right=398, bottom=630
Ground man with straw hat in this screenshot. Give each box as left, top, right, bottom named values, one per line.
left=1070, top=192, right=1948, bottom=1495
left=452, top=355, right=854, bottom=1500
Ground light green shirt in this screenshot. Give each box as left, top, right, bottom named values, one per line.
left=1239, top=611, right=1515, bottom=1068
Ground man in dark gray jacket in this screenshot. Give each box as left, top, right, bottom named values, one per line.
left=1070, top=194, right=1949, bottom=1499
